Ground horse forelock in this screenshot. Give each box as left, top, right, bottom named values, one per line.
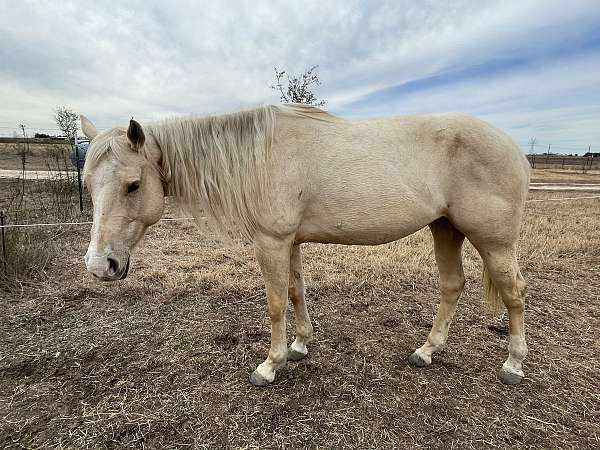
left=83, top=127, right=163, bottom=184
left=82, top=128, right=128, bottom=181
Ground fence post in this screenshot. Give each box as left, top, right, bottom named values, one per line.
left=74, top=135, right=83, bottom=214
left=1, top=211, right=7, bottom=276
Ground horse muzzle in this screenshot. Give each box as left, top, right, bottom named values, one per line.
left=85, top=250, right=131, bottom=281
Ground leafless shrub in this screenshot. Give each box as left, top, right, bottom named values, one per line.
left=271, top=65, right=326, bottom=106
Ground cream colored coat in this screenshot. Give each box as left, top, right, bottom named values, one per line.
left=81, top=105, right=530, bottom=387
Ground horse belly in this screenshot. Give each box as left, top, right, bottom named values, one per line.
left=295, top=200, right=439, bottom=245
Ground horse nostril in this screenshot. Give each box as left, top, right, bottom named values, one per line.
left=107, top=255, right=119, bottom=276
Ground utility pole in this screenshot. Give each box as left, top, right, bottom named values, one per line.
left=528, top=137, right=537, bottom=169
left=528, top=137, right=537, bottom=154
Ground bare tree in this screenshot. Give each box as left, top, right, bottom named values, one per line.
left=271, top=65, right=326, bottom=106
left=54, top=106, right=79, bottom=141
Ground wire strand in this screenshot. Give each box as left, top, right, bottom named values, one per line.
left=0, top=217, right=197, bottom=229
left=2, top=195, right=599, bottom=229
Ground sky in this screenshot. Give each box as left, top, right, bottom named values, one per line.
left=1, top=0, right=599, bottom=154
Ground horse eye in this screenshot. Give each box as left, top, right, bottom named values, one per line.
left=127, top=181, right=140, bottom=194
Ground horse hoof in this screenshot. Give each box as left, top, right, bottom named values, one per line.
left=288, top=347, right=308, bottom=361
left=497, top=367, right=523, bottom=385
left=408, top=351, right=430, bottom=368
left=249, top=370, right=272, bottom=387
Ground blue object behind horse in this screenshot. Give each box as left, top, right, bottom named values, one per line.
left=70, top=142, right=89, bottom=169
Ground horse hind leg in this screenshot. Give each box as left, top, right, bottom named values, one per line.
left=287, top=244, right=313, bottom=361
left=478, top=244, right=528, bottom=384
left=409, top=218, right=465, bottom=367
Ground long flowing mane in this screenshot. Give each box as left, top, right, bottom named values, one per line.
left=147, top=104, right=339, bottom=239
left=146, top=106, right=279, bottom=239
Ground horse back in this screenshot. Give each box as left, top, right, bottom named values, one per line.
left=266, top=112, right=529, bottom=244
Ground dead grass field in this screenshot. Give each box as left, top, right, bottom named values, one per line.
left=530, top=168, right=600, bottom=184
left=1, top=173, right=599, bottom=449
left=0, top=142, right=72, bottom=171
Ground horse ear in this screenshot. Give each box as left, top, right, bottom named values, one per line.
left=127, top=119, right=145, bottom=151
left=80, top=115, right=98, bottom=140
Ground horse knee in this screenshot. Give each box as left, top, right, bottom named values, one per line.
left=288, top=271, right=304, bottom=302
left=516, top=273, right=527, bottom=299
left=267, top=302, right=286, bottom=321
left=440, top=274, right=465, bottom=299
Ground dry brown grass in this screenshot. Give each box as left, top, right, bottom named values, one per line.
left=530, top=168, right=600, bottom=184
left=0, top=142, right=72, bottom=171
left=0, top=176, right=92, bottom=291
left=0, top=183, right=599, bottom=449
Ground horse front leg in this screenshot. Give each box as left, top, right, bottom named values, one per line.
left=249, top=234, right=293, bottom=386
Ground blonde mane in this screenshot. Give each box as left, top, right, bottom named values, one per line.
left=84, top=104, right=338, bottom=240
left=146, top=106, right=279, bottom=239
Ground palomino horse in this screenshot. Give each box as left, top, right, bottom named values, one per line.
left=81, top=104, right=530, bottom=386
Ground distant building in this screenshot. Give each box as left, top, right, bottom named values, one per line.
left=583, top=152, right=599, bottom=157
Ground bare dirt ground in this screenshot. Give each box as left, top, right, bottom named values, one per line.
left=1, top=175, right=599, bottom=449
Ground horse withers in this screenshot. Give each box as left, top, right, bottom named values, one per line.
left=80, top=104, right=530, bottom=386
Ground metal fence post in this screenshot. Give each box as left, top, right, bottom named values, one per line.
left=74, top=135, right=83, bottom=214
left=1, top=211, right=7, bottom=276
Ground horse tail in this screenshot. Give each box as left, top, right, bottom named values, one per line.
left=482, top=265, right=504, bottom=316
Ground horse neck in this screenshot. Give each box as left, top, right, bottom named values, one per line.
left=145, top=108, right=275, bottom=240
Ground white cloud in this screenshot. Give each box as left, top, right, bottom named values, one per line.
left=344, top=50, right=600, bottom=151
left=0, top=0, right=598, bottom=151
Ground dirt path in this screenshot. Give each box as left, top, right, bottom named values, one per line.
left=1, top=169, right=599, bottom=192
left=529, top=182, right=600, bottom=191
left=0, top=169, right=76, bottom=179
